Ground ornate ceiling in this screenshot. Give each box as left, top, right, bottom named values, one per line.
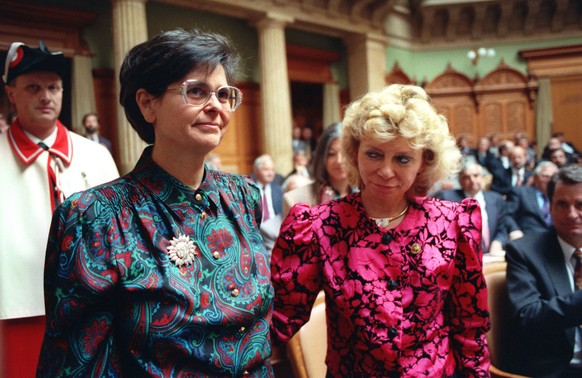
left=159, top=0, right=582, bottom=48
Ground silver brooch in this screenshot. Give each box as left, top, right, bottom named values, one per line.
left=167, top=234, right=197, bottom=267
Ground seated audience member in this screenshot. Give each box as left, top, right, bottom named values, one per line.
left=554, top=131, right=581, bottom=160
left=549, top=147, right=571, bottom=168
left=542, top=137, right=576, bottom=164
left=281, top=173, right=312, bottom=194
left=250, top=155, right=284, bottom=187
left=252, top=154, right=284, bottom=253
left=489, top=145, right=532, bottom=196
left=506, top=161, right=559, bottom=239
left=516, top=135, right=536, bottom=170
left=456, top=134, right=475, bottom=157
left=490, top=139, right=514, bottom=171
left=472, top=136, right=496, bottom=171
left=292, top=125, right=308, bottom=154
left=286, top=149, right=310, bottom=179
left=505, top=165, right=582, bottom=377
left=435, top=160, right=510, bottom=254
left=488, top=133, right=501, bottom=157
left=282, top=122, right=352, bottom=217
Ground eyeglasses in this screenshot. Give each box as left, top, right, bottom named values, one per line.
left=166, top=80, right=243, bottom=111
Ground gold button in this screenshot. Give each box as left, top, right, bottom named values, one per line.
left=410, top=243, right=422, bottom=254
left=212, top=251, right=220, bottom=259
left=201, top=212, right=207, bottom=220
left=244, top=267, right=249, bottom=274
left=231, top=288, right=240, bottom=297
left=239, top=326, right=246, bottom=332
left=195, top=193, right=202, bottom=201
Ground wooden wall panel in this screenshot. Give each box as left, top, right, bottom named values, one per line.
left=213, top=82, right=261, bottom=175
left=425, top=65, right=478, bottom=144
left=92, top=68, right=118, bottom=161
left=520, top=44, right=582, bottom=151
left=425, top=61, right=537, bottom=148
left=550, top=74, right=582, bottom=150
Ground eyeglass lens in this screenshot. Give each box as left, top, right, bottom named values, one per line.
left=182, top=80, right=242, bottom=111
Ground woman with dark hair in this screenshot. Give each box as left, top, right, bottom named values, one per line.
left=282, top=122, right=353, bottom=216
left=37, top=29, right=274, bottom=376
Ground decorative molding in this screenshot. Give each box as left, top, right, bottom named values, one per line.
left=519, top=44, right=582, bottom=77
left=0, top=1, right=97, bottom=55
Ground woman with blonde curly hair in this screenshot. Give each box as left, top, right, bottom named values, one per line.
left=271, top=84, right=490, bottom=377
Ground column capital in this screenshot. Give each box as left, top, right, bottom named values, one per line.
left=254, top=12, right=294, bottom=30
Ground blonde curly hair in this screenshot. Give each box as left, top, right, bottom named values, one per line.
left=341, top=84, right=461, bottom=196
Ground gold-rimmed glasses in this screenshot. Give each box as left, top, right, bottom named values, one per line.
left=166, top=80, right=243, bottom=111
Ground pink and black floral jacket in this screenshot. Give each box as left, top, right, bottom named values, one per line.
left=271, top=193, right=490, bottom=377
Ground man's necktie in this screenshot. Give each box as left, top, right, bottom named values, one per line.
left=541, top=194, right=551, bottom=226
left=262, top=187, right=270, bottom=221
left=516, top=172, right=523, bottom=186
left=38, top=141, right=64, bottom=208
left=574, top=249, right=582, bottom=291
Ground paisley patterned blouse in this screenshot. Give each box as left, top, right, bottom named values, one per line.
left=37, top=147, right=274, bottom=377
left=271, top=193, right=490, bottom=377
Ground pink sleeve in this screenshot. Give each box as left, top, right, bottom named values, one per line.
left=270, top=203, right=324, bottom=343
left=449, top=198, right=491, bottom=376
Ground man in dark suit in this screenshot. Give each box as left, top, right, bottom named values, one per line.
left=471, top=136, right=496, bottom=172
left=82, top=112, right=113, bottom=153
left=489, top=145, right=532, bottom=196
left=505, top=165, right=582, bottom=377
left=506, top=160, right=559, bottom=238
left=435, top=160, right=511, bottom=253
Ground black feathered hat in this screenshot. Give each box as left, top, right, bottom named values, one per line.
left=2, top=41, right=65, bottom=84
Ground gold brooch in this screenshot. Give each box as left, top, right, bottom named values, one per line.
left=410, top=243, right=422, bottom=255
left=167, top=234, right=198, bottom=267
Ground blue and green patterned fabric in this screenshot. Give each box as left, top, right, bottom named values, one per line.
left=37, top=146, right=274, bottom=377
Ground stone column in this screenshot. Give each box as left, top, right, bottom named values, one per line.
left=323, top=81, right=341, bottom=127
left=255, top=13, right=294, bottom=175
left=71, top=54, right=97, bottom=135
left=344, top=32, right=388, bottom=101
left=112, top=0, right=148, bottom=174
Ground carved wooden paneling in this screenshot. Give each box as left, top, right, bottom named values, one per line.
left=425, top=64, right=478, bottom=144
left=482, top=102, right=503, bottom=134
left=475, top=61, right=536, bottom=141
left=385, top=62, right=414, bottom=85
left=426, top=61, right=537, bottom=147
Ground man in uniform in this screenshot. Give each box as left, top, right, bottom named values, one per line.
left=0, top=41, right=119, bottom=377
